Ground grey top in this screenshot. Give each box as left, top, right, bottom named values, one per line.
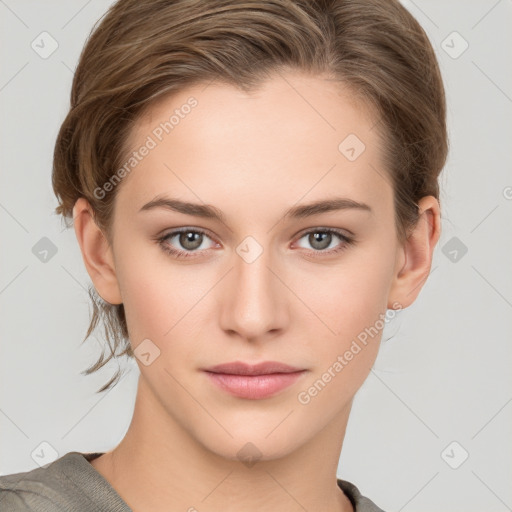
left=0, top=451, right=385, bottom=511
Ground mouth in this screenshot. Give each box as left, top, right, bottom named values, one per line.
left=204, top=360, right=304, bottom=375
left=202, top=361, right=307, bottom=399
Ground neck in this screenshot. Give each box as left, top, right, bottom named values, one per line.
left=90, top=375, right=355, bottom=512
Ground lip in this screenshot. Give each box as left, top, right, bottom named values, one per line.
left=205, top=361, right=303, bottom=375
left=202, top=361, right=307, bottom=400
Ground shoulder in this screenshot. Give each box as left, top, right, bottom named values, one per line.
left=337, top=478, right=387, bottom=512
left=0, top=451, right=105, bottom=512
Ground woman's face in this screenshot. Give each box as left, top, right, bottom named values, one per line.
left=101, top=70, right=407, bottom=460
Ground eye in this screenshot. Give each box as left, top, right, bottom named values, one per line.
left=294, top=228, right=355, bottom=256
left=156, top=227, right=355, bottom=261
left=157, top=228, right=217, bottom=259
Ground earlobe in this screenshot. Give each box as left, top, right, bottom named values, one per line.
left=387, top=196, right=441, bottom=309
left=72, top=198, right=123, bottom=305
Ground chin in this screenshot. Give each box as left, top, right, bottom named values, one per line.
left=196, top=425, right=309, bottom=465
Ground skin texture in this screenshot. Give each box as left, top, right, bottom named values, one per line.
left=73, top=70, right=441, bottom=512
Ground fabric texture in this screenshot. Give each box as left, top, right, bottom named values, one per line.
left=0, top=451, right=385, bottom=511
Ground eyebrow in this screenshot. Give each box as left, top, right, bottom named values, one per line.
left=138, top=196, right=372, bottom=222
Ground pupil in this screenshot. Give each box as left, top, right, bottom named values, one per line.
left=311, top=232, right=330, bottom=250
left=182, top=232, right=201, bottom=249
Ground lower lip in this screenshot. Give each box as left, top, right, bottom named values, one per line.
left=203, top=371, right=306, bottom=399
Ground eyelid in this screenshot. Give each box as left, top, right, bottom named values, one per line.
left=291, top=227, right=354, bottom=253
left=158, top=226, right=351, bottom=245
left=294, top=225, right=354, bottom=240
left=157, top=225, right=355, bottom=260
left=159, top=226, right=219, bottom=247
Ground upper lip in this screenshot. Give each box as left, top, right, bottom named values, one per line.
left=204, top=361, right=304, bottom=376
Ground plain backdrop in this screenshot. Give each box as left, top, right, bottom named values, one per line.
left=1, top=1, right=511, bottom=510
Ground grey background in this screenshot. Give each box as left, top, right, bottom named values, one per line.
left=1, top=1, right=511, bottom=510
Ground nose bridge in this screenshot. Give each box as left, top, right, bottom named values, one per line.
left=220, top=239, right=286, bottom=339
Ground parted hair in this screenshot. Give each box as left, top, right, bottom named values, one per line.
left=52, top=0, right=448, bottom=392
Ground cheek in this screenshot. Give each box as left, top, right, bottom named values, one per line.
left=116, top=227, right=395, bottom=361
left=294, top=254, right=393, bottom=340
left=112, top=237, right=172, bottom=340
left=291, top=247, right=395, bottom=395
left=116, top=246, right=213, bottom=356
left=293, top=261, right=392, bottom=413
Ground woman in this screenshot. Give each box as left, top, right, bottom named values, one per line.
left=0, top=0, right=447, bottom=510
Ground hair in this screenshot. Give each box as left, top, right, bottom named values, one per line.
left=52, top=0, right=449, bottom=393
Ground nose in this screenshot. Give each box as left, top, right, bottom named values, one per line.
left=219, top=244, right=288, bottom=342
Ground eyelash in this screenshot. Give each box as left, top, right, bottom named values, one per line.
left=156, top=227, right=355, bottom=260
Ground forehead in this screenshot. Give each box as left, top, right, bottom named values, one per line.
left=116, top=71, right=391, bottom=218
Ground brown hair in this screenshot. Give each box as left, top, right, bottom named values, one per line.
left=52, top=0, right=448, bottom=392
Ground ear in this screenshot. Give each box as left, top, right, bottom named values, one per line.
left=387, top=195, right=441, bottom=309
left=72, top=197, right=123, bottom=305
